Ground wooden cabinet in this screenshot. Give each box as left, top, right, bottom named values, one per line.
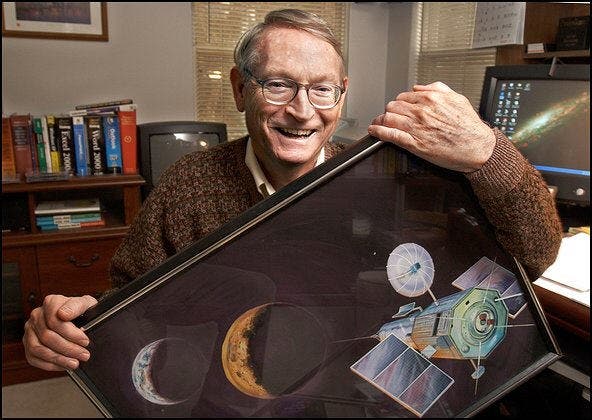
left=1, top=174, right=144, bottom=385
left=496, top=3, right=590, bottom=65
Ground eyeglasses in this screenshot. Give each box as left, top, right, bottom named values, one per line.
left=244, top=69, right=345, bottom=110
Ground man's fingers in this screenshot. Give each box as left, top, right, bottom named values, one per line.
left=56, top=295, right=98, bottom=321
left=413, top=81, right=453, bottom=92
left=28, top=313, right=91, bottom=358
left=23, top=323, right=88, bottom=371
left=368, top=124, right=413, bottom=147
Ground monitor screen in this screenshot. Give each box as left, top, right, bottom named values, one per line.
left=479, top=64, right=590, bottom=205
left=149, top=132, right=221, bottom=187
left=138, top=121, right=227, bottom=199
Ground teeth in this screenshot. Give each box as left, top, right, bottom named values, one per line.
left=280, top=128, right=314, bottom=136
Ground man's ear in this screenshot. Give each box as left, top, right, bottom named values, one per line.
left=230, top=67, right=246, bottom=112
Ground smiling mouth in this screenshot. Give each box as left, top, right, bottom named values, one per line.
left=276, top=127, right=316, bottom=138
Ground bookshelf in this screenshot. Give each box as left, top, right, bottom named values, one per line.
left=1, top=174, right=145, bottom=385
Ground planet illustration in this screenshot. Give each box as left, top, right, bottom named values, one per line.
left=131, top=337, right=206, bottom=405
left=221, top=302, right=327, bottom=399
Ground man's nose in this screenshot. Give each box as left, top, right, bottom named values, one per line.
left=285, top=87, right=315, bottom=120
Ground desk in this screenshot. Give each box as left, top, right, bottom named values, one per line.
left=533, top=260, right=590, bottom=402
left=533, top=282, right=590, bottom=341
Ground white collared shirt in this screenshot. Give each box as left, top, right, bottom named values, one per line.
left=244, top=137, right=325, bottom=197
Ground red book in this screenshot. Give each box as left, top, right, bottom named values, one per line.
left=9, top=114, right=34, bottom=180
left=118, top=106, right=138, bottom=174
left=2, top=117, right=18, bottom=181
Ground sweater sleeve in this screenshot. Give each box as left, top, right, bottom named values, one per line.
left=465, top=128, right=563, bottom=280
left=108, top=182, right=174, bottom=290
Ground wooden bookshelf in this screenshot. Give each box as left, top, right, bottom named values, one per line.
left=2, top=174, right=145, bottom=385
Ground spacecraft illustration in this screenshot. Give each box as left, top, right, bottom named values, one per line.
left=351, top=243, right=529, bottom=418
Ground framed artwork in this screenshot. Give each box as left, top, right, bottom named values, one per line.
left=2, top=2, right=108, bottom=41
left=69, top=137, right=560, bottom=418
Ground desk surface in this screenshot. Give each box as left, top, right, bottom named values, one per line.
left=534, top=278, right=590, bottom=376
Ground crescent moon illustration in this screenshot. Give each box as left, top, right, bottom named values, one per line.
left=221, top=302, right=327, bottom=399
left=131, top=338, right=197, bottom=406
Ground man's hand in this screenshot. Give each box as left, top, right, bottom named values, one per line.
left=368, top=81, right=496, bottom=173
left=23, top=294, right=97, bottom=371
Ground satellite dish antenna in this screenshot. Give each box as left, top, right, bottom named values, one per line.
left=386, top=243, right=437, bottom=302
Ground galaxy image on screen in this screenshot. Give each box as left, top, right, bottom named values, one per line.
left=490, top=79, right=590, bottom=178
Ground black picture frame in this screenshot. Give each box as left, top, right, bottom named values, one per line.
left=69, top=136, right=560, bottom=418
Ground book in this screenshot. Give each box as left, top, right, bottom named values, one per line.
left=72, top=116, right=90, bottom=176
left=86, top=116, right=106, bottom=175
left=556, top=15, right=590, bottom=51
left=9, top=114, right=34, bottom=180
left=69, top=103, right=137, bottom=117
left=119, top=106, right=138, bottom=174
left=102, top=115, right=123, bottom=174
left=56, top=116, right=76, bottom=176
left=38, top=219, right=106, bottom=231
left=40, top=115, right=53, bottom=173
left=46, top=115, right=62, bottom=173
left=2, top=117, right=18, bottom=182
left=36, top=212, right=103, bottom=225
left=32, top=117, right=48, bottom=173
left=35, top=198, right=102, bottom=215
left=75, top=99, right=133, bottom=110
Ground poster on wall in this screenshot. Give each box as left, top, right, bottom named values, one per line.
left=2, top=2, right=108, bottom=41
left=68, top=136, right=560, bottom=418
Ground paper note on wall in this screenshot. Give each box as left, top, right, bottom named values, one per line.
left=472, top=2, right=526, bottom=49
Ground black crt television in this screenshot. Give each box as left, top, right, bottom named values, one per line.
left=138, top=121, right=227, bottom=199
left=479, top=64, right=590, bottom=206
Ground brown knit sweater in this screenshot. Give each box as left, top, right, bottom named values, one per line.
left=109, top=131, right=562, bottom=289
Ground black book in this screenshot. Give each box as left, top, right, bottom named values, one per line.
left=85, top=116, right=106, bottom=175
left=56, top=116, right=76, bottom=176
left=556, top=16, right=590, bottom=51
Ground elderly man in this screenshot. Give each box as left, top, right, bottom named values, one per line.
left=23, top=9, right=561, bottom=373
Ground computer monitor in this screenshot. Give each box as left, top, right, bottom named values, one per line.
left=479, top=64, right=590, bottom=205
left=138, top=121, right=227, bottom=199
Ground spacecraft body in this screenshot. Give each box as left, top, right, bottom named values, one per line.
left=378, top=287, right=509, bottom=360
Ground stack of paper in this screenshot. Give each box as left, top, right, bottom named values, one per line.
left=536, top=233, right=590, bottom=307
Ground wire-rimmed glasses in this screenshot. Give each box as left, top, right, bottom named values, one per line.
left=245, top=69, right=345, bottom=110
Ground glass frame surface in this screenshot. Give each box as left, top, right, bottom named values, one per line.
left=69, top=136, right=560, bottom=418
left=2, top=2, right=108, bottom=41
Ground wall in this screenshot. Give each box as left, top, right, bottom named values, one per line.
left=2, top=3, right=411, bottom=129
left=2, top=3, right=195, bottom=124
left=336, top=3, right=413, bottom=142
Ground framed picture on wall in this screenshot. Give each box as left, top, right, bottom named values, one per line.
left=68, top=136, right=560, bottom=418
left=2, top=2, right=108, bottom=41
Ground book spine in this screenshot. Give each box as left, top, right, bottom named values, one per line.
left=86, top=116, right=106, bottom=175
left=32, top=117, right=48, bottom=173
left=10, top=114, right=34, bottom=179
left=75, top=98, right=133, bottom=110
left=72, top=116, right=90, bottom=176
left=102, top=115, right=123, bottom=174
left=57, top=117, right=76, bottom=176
left=40, top=115, right=53, bottom=173
left=1, top=117, right=18, bottom=180
left=119, top=108, right=138, bottom=174
left=69, top=103, right=136, bottom=117
left=36, top=213, right=102, bottom=224
left=46, top=115, right=62, bottom=173
left=39, top=219, right=106, bottom=231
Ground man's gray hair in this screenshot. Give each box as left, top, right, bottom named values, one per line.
left=234, top=9, right=345, bottom=78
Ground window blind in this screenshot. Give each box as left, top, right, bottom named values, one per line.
left=411, top=2, right=497, bottom=110
left=192, top=2, right=348, bottom=141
